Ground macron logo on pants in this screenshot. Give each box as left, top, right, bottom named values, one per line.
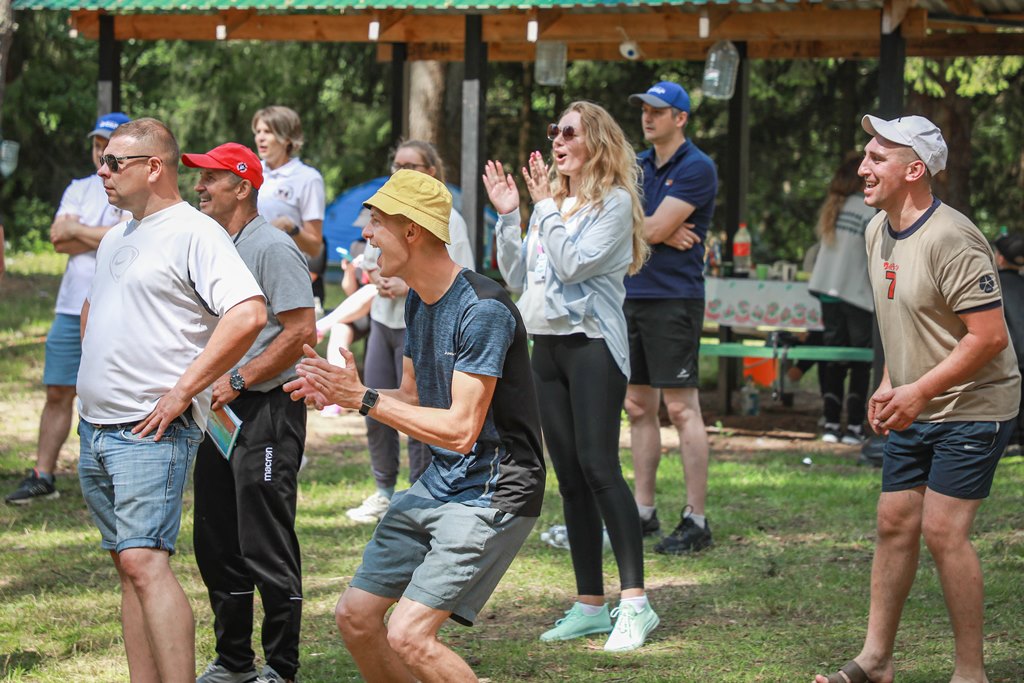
left=264, top=446, right=274, bottom=482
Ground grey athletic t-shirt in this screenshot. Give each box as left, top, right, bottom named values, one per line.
left=232, top=215, right=314, bottom=392
left=404, top=269, right=546, bottom=517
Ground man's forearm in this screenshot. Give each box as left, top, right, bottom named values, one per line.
left=238, top=319, right=315, bottom=387
left=368, top=394, right=480, bottom=454
left=173, top=298, right=266, bottom=401
left=52, top=238, right=94, bottom=255
left=914, top=332, right=1007, bottom=401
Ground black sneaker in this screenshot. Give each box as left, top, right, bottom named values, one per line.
left=640, top=510, right=660, bottom=537
left=5, top=470, right=59, bottom=505
left=821, top=423, right=842, bottom=444
left=654, top=511, right=712, bottom=555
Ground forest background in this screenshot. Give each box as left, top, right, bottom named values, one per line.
left=0, top=10, right=1022, bottom=264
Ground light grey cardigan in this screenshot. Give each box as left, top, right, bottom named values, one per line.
left=495, top=187, right=634, bottom=378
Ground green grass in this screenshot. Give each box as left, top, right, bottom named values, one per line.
left=1, top=252, right=1022, bottom=682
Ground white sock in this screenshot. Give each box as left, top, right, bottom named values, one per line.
left=637, top=503, right=656, bottom=521
left=376, top=486, right=395, bottom=500
left=620, top=595, right=649, bottom=612
left=576, top=602, right=605, bottom=616
left=687, top=512, right=707, bottom=528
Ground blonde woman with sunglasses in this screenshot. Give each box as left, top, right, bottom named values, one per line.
left=484, top=101, right=657, bottom=652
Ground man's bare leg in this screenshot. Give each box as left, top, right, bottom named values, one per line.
left=662, top=387, right=707, bottom=515
left=335, top=587, right=415, bottom=683
left=814, top=488, right=924, bottom=683
left=111, top=551, right=160, bottom=683
left=35, top=385, right=76, bottom=475
left=115, top=548, right=195, bottom=683
left=921, top=490, right=988, bottom=683
left=387, top=597, right=477, bottom=683
left=624, top=384, right=662, bottom=508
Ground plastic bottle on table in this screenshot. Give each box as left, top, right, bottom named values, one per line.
left=741, top=377, right=760, bottom=416
left=733, top=222, right=752, bottom=276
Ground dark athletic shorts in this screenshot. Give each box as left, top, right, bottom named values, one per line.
left=882, top=419, right=1013, bottom=499
left=624, top=298, right=704, bottom=388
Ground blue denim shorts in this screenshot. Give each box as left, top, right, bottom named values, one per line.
left=882, top=419, right=1013, bottom=500
left=78, top=415, right=203, bottom=554
left=43, top=313, right=83, bottom=386
left=350, top=480, right=536, bottom=626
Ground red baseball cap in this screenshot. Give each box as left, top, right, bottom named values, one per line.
left=182, top=142, right=263, bottom=190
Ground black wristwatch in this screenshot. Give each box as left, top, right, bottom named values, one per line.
left=229, top=370, right=247, bottom=392
left=359, top=388, right=379, bottom=416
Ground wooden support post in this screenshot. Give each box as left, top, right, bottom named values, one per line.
left=390, top=42, right=407, bottom=147
left=461, top=15, right=487, bottom=272
left=862, top=15, right=906, bottom=461
left=98, top=14, right=121, bottom=115
left=718, top=41, right=750, bottom=415
left=878, top=26, right=906, bottom=117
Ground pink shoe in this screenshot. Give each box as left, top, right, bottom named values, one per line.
left=320, top=404, right=342, bottom=417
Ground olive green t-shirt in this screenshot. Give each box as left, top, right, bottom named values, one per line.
left=865, top=200, right=1020, bottom=422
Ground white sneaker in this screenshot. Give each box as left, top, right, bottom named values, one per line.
left=603, top=603, right=660, bottom=652
left=346, top=492, right=391, bottom=523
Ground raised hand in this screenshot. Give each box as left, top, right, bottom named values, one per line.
left=523, top=151, right=553, bottom=204
left=482, top=160, right=521, bottom=215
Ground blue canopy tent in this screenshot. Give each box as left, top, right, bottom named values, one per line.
left=322, top=177, right=499, bottom=273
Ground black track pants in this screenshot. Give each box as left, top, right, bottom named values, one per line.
left=194, top=388, right=304, bottom=680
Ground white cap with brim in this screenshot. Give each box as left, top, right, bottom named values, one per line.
left=861, top=114, right=948, bottom=176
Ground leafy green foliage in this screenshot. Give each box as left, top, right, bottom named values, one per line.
left=2, top=12, right=1022, bottom=258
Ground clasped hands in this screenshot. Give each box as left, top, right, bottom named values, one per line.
left=284, top=344, right=366, bottom=412
left=867, top=379, right=927, bottom=436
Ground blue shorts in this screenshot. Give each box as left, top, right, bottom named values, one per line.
left=882, top=419, right=1013, bottom=500
left=78, top=415, right=203, bottom=554
left=350, top=480, right=536, bottom=626
left=43, top=313, right=82, bottom=386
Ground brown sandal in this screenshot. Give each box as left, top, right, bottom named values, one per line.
left=824, top=660, right=874, bottom=683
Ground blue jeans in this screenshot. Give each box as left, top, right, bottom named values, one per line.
left=79, top=415, right=203, bottom=554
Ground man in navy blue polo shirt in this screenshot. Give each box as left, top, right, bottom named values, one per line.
left=622, top=81, right=719, bottom=555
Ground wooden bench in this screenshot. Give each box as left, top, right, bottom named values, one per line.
left=700, top=340, right=873, bottom=363
left=699, top=338, right=874, bottom=413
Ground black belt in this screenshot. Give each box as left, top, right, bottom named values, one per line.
left=87, top=421, right=140, bottom=430
left=87, top=414, right=192, bottom=430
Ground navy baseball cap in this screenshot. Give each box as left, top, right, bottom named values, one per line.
left=995, top=232, right=1024, bottom=267
left=629, top=81, right=691, bottom=113
left=89, top=112, right=130, bottom=139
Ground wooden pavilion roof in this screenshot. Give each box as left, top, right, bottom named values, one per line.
left=13, top=0, right=1024, bottom=59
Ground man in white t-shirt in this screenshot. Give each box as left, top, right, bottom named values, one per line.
left=77, top=118, right=266, bottom=682
left=5, top=112, right=129, bottom=506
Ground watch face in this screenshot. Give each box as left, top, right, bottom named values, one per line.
left=230, top=373, right=245, bottom=391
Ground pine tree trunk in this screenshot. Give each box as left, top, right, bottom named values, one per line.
left=408, top=60, right=445, bottom=145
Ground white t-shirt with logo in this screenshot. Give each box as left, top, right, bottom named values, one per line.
left=53, top=174, right=128, bottom=316
left=77, top=202, right=264, bottom=428
left=257, top=157, right=325, bottom=228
